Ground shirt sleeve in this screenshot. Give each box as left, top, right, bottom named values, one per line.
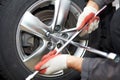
left=93, top=0, right=114, bottom=8
left=81, top=58, right=120, bottom=80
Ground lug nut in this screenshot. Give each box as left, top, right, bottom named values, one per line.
left=47, top=42, right=54, bottom=50
left=46, top=32, right=50, bottom=37
left=57, top=43, right=62, bottom=48
left=54, top=25, right=61, bottom=31
left=62, top=33, right=68, bottom=39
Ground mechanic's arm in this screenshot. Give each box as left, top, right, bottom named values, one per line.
left=76, top=0, right=114, bottom=36
left=35, top=53, right=120, bottom=80
left=68, top=56, right=120, bottom=80
left=73, top=0, right=115, bottom=71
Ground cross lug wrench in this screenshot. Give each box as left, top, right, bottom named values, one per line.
left=26, top=5, right=107, bottom=80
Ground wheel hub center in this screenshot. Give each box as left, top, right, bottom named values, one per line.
left=46, top=31, right=68, bottom=50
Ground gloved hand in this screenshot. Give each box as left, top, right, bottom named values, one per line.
left=35, top=50, right=69, bottom=74
left=76, top=6, right=99, bottom=36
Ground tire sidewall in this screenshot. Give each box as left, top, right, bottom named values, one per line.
left=0, top=0, right=39, bottom=79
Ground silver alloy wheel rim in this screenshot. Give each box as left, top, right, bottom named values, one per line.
left=16, top=0, right=88, bottom=77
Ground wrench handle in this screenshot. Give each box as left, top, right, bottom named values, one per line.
left=26, top=71, right=39, bottom=80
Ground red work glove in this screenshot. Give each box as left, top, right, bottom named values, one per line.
left=76, top=6, right=99, bottom=36
left=35, top=50, right=68, bottom=74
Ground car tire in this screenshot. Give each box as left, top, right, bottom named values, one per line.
left=0, top=0, right=87, bottom=80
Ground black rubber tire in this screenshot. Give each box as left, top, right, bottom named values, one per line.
left=0, top=0, right=87, bottom=80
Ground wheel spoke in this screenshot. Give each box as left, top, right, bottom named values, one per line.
left=51, top=0, right=71, bottom=30
left=20, top=11, right=49, bottom=37
left=23, top=40, right=48, bottom=62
